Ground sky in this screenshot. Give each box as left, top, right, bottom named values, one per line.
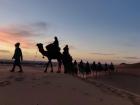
left=0, top=0, right=140, bottom=64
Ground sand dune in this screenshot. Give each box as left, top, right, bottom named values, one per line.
left=117, top=63, right=140, bottom=76
left=0, top=64, right=139, bottom=105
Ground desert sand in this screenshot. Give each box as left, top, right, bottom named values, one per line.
left=0, top=64, right=139, bottom=105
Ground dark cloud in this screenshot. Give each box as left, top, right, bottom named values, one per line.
left=0, top=50, right=10, bottom=53
left=124, top=56, right=140, bottom=60
left=31, top=22, right=48, bottom=30
left=90, top=52, right=115, bottom=56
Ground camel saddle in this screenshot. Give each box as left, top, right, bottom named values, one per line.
left=45, top=44, right=60, bottom=53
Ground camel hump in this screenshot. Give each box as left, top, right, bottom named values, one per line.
left=45, top=43, right=60, bottom=53
left=45, top=44, right=53, bottom=51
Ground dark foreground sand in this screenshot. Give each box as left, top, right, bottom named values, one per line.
left=0, top=64, right=139, bottom=105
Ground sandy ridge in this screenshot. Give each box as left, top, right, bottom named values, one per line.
left=75, top=77, right=140, bottom=105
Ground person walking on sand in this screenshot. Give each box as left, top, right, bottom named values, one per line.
left=10, top=42, right=23, bottom=72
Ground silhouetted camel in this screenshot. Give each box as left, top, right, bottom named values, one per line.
left=91, top=62, right=115, bottom=78
left=36, top=43, right=62, bottom=73
left=91, top=61, right=97, bottom=76
left=73, top=60, right=78, bottom=75
left=92, top=62, right=103, bottom=78
left=108, top=62, right=115, bottom=74
left=78, top=60, right=85, bottom=78
left=104, top=63, right=108, bottom=73
left=85, top=61, right=91, bottom=78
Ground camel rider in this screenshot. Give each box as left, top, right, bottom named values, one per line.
left=63, top=45, right=72, bottom=61
left=46, top=36, right=60, bottom=53
left=53, top=36, right=59, bottom=47
left=52, top=36, right=60, bottom=52
left=63, top=45, right=69, bottom=54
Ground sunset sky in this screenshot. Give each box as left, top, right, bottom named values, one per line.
left=0, top=0, right=140, bottom=64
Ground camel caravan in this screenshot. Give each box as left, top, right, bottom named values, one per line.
left=36, top=36, right=116, bottom=78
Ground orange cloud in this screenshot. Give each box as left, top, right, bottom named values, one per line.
left=0, top=22, right=48, bottom=60
left=0, top=31, right=35, bottom=49
left=0, top=22, right=48, bottom=49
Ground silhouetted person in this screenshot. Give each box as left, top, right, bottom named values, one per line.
left=73, top=60, right=78, bottom=75
left=53, top=36, right=60, bottom=52
left=63, top=45, right=69, bottom=54
left=97, top=62, right=103, bottom=72
left=85, top=61, right=91, bottom=75
left=62, top=45, right=73, bottom=73
left=10, top=42, right=23, bottom=72
left=46, top=36, right=60, bottom=53
left=53, top=36, right=59, bottom=47
left=78, top=60, right=85, bottom=77
left=78, top=60, right=84, bottom=70
left=109, top=62, right=115, bottom=72
left=91, top=61, right=96, bottom=72
left=104, top=63, right=108, bottom=72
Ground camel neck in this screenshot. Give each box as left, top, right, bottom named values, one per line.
left=38, top=46, right=46, bottom=55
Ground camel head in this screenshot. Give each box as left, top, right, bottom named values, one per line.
left=36, top=43, right=43, bottom=48
left=36, top=43, right=48, bottom=58
left=36, top=43, right=45, bottom=53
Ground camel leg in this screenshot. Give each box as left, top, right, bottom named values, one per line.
left=59, top=61, right=61, bottom=71
left=95, top=71, right=97, bottom=79
left=44, top=61, right=50, bottom=73
left=50, top=62, right=53, bottom=72
left=57, top=60, right=61, bottom=73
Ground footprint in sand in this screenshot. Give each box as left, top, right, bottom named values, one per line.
left=15, top=77, right=24, bottom=82
left=128, top=96, right=140, bottom=105
left=44, top=81, right=51, bottom=85
left=0, top=81, right=11, bottom=87
left=99, top=98, right=103, bottom=102
left=82, top=91, right=91, bottom=97
left=7, top=75, right=15, bottom=79
left=32, top=77, right=41, bottom=81
left=72, top=87, right=77, bottom=91
left=32, top=84, right=40, bottom=87
left=32, top=78, right=38, bottom=81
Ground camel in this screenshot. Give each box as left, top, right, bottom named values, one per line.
left=36, top=43, right=62, bottom=73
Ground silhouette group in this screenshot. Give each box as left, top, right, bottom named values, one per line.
left=10, top=36, right=115, bottom=78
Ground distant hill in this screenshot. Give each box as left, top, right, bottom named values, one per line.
left=0, top=59, right=57, bottom=66
left=120, top=63, right=127, bottom=65
left=119, top=63, right=140, bottom=68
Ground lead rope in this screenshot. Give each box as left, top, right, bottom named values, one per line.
left=34, top=48, right=38, bottom=60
